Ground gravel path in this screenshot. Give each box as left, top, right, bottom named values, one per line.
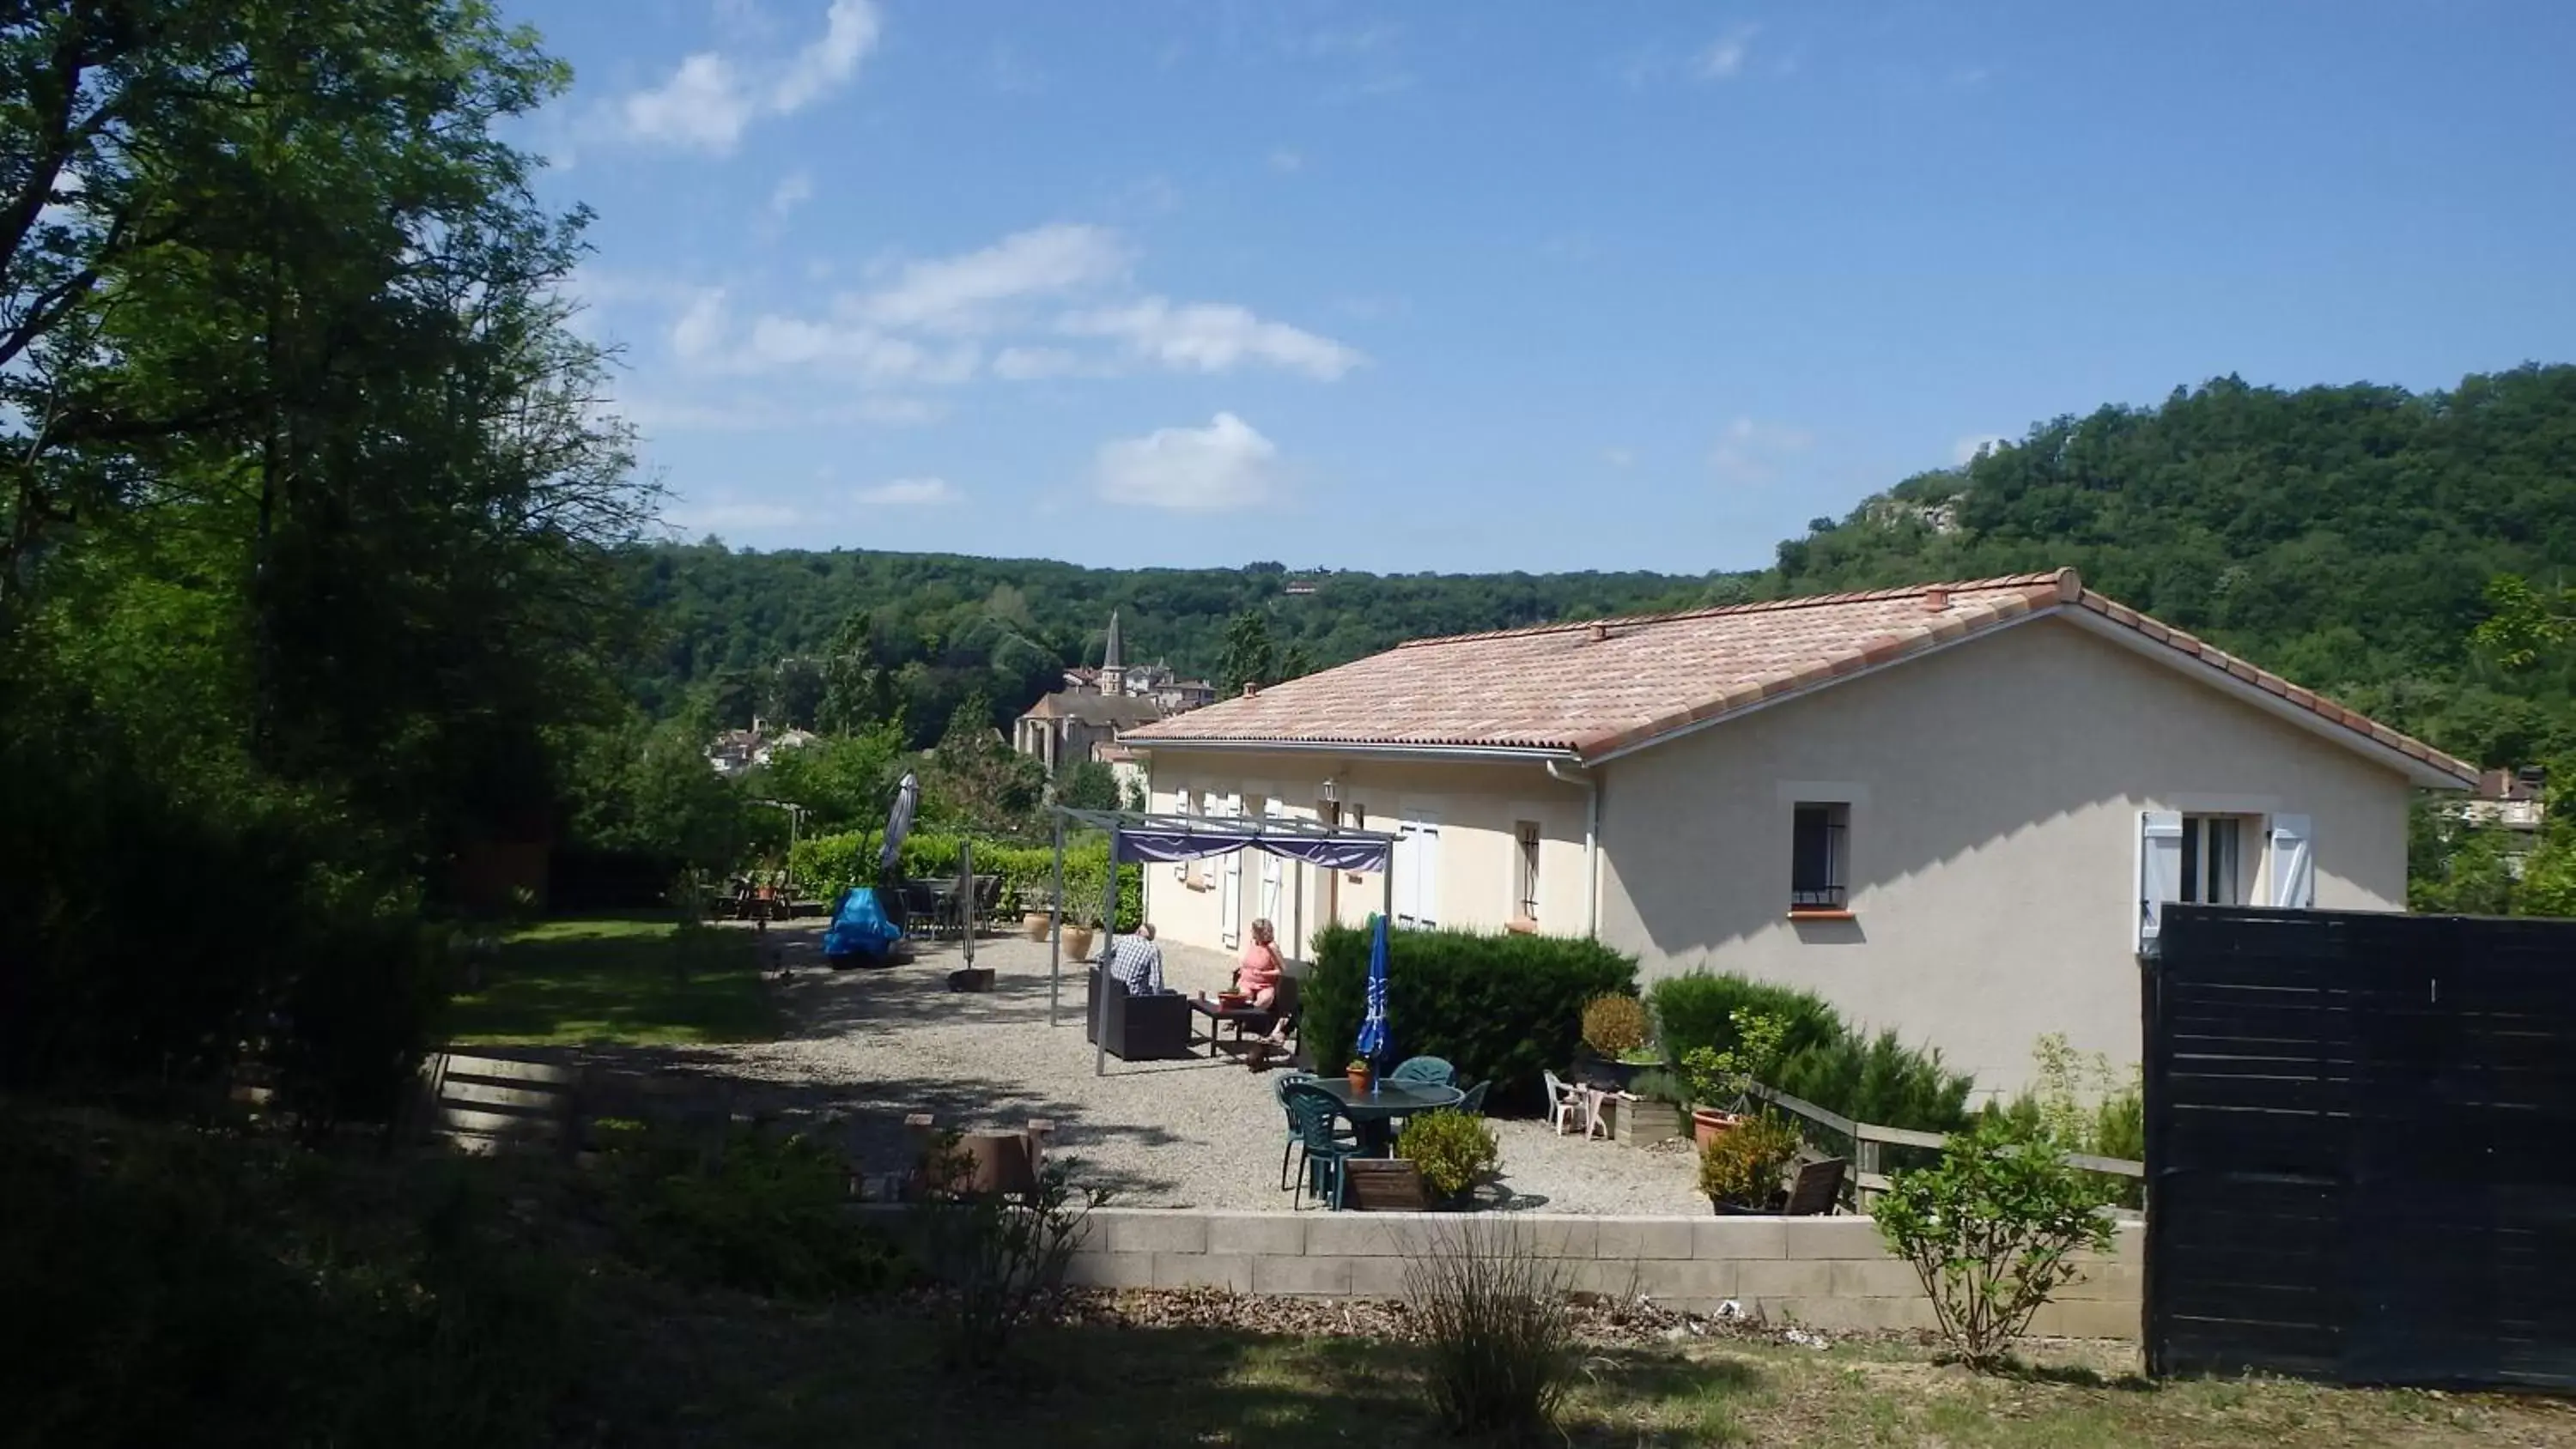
left=664, top=926, right=1705, bottom=1216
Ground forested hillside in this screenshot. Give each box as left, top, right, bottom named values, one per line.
left=624, top=547, right=1712, bottom=742
left=1712, top=365, right=2576, bottom=771
left=636, top=366, right=2576, bottom=773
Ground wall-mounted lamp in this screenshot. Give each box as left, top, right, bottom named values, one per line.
left=1320, top=779, right=1340, bottom=803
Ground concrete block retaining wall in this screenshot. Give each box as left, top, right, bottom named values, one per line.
left=1054, top=1210, right=2145, bottom=1340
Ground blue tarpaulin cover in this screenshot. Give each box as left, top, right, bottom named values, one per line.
left=823, top=885, right=901, bottom=961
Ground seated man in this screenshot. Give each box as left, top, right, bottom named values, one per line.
left=1102, top=923, right=1169, bottom=995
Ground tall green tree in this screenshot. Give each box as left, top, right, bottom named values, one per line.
left=1, top=0, right=648, bottom=1112
left=1218, top=609, right=1279, bottom=696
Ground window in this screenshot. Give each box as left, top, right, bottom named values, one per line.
left=2180, top=815, right=2241, bottom=905
left=1514, top=821, right=1541, bottom=923
left=1790, top=803, right=1850, bottom=911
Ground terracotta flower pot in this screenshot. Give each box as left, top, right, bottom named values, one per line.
left=1020, top=911, right=1051, bottom=942
left=1692, top=1108, right=1741, bottom=1150
left=1346, top=1067, right=1373, bottom=1094
left=1065, top=925, right=1096, bottom=959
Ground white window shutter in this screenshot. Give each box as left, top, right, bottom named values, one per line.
left=1416, top=822, right=1441, bottom=928
left=2139, top=810, right=2183, bottom=950
left=2269, top=815, right=2315, bottom=909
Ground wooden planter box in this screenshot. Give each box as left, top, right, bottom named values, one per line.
left=1344, top=1157, right=1430, bottom=1211
left=1607, top=1094, right=1688, bottom=1146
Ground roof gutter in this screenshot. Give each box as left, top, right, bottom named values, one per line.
left=1544, top=758, right=1601, bottom=938
left=1120, top=737, right=1582, bottom=767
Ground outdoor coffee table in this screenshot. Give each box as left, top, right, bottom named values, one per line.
left=1310, top=1078, right=1466, bottom=1155
left=1187, top=995, right=1272, bottom=1058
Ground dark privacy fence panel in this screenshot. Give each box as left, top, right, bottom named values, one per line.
left=2146, top=906, right=2576, bottom=1393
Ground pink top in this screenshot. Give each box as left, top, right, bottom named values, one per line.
left=1236, top=941, right=1284, bottom=994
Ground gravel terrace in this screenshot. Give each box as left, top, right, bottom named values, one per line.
left=655, top=925, right=1706, bottom=1215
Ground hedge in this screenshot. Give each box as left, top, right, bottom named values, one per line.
left=1649, top=972, right=1973, bottom=1133
left=1303, top=925, right=1637, bottom=1113
left=788, top=830, right=1140, bottom=931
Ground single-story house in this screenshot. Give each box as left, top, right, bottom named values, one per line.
left=1120, top=569, right=2477, bottom=1092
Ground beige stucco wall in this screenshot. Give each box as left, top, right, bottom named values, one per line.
left=1597, top=614, right=2412, bottom=1094
left=1136, top=753, right=1592, bottom=960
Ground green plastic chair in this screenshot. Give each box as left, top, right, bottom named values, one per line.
left=1283, top=1083, right=1359, bottom=1210
left=1272, top=1070, right=1350, bottom=1191
left=1390, top=1056, right=1455, bottom=1087
left=1455, top=1079, right=1489, bottom=1115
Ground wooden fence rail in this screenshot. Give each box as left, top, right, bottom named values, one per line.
left=1745, top=1083, right=2144, bottom=1204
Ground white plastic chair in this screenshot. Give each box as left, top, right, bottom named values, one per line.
left=1543, top=1071, right=1604, bottom=1138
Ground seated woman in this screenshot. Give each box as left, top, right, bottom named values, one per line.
left=1234, top=918, right=1285, bottom=1010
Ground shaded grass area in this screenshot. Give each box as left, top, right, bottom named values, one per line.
left=441, top=917, right=775, bottom=1046
left=9, top=1101, right=2572, bottom=1449
left=592, top=1294, right=2576, bottom=1449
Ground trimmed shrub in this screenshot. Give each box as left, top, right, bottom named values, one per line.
left=1649, top=972, right=1844, bottom=1067
left=1578, top=993, right=1650, bottom=1058
left=789, top=829, right=1139, bottom=930
left=1396, top=1109, right=1501, bottom=1201
left=1304, top=926, right=1636, bottom=1111
left=1776, top=1029, right=1977, bottom=1135
left=1697, top=1112, right=1805, bottom=1210
left=1652, top=972, right=1973, bottom=1134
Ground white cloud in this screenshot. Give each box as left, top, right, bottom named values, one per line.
left=1095, top=413, right=1279, bottom=511
left=1709, top=415, right=1814, bottom=481
left=769, top=171, right=814, bottom=217
left=773, top=0, right=882, bottom=112
left=993, top=345, right=1091, bottom=380
left=857, top=396, right=945, bottom=426
left=1953, top=433, right=2009, bottom=465
left=613, top=392, right=945, bottom=433
left=855, top=222, right=1131, bottom=334
left=613, top=0, right=881, bottom=155
left=670, top=288, right=732, bottom=362
left=1059, top=297, right=1364, bottom=379
left=739, top=315, right=979, bottom=383
left=1268, top=147, right=1305, bottom=173
left=856, top=476, right=961, bottom=506
left=1694, top=25, right=1759, bottom=81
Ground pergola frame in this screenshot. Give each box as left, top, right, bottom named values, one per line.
left=1046, top=805, right=1403, bottom=1076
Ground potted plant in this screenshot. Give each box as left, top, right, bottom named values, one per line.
left=1680, top=1008, right=1789, bottom=1148
left=1395, top=1109, right=1501, bottom=1210
left=1063, top=910, right=1097, bottom=961
left=1698, top=1112, right=1804, bottom=1214
left=1577, top=994, right=1662, bottom=1091
left=1346, top=1057, right=1374, bottom=1094
left=1020, top=900, right=1052, bottom=942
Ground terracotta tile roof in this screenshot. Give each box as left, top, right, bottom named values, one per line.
left=1122, top=567, right=2479, bottom=785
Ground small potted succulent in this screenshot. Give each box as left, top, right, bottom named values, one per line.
left=1346, top=1057, right=1374, bottom=1094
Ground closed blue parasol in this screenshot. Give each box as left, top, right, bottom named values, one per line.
left=1355, top=912, right=1391, bottom=1066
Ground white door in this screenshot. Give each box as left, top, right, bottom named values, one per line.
left=1218, top=795, right=1243, bottom=949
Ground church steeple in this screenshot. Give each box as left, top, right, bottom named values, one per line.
left=1100, top=609, right=1127, bottom=696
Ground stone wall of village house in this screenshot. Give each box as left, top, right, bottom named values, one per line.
left=1597, top=613, right=2413, bottom=1095
left=1135, top=755, right=1594, bottom=960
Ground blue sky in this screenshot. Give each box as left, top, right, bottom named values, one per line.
left=519, top=0, right=2576, bottom=574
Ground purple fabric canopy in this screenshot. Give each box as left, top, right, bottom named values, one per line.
left=1112, top=828, right=1390, bottom=873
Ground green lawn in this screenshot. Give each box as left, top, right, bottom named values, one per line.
left=440, top=916, right=775, bottom=1046
left=588, top=1294, right=2576, bottom=1449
